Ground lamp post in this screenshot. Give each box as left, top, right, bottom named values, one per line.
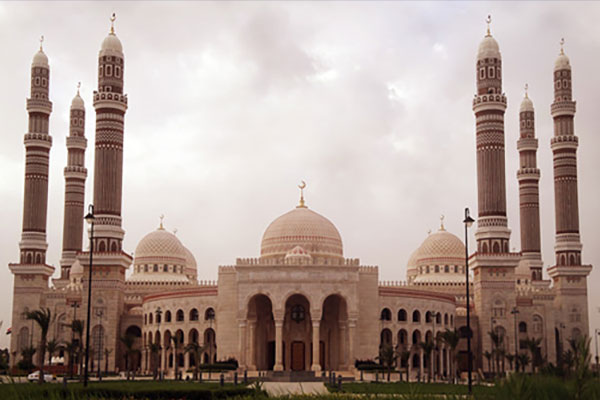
left=511, top=307, right=519, bottom=371
left=207, top=308, right=215, bottom=380
left=70, top=301, right=80, bottom=378
left=430, top=311, right=439, bottom=381
left=463, top=207, right=474, bottom=394
left=595, top=329, right=599, bottom=378
left=83, top=204, right=95, bottom=387
left=156, top=307, right=162, bottom=380
left=96, top=309, right=104, bottom=381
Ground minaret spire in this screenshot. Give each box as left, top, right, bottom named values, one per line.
left=59, top=82, right=87, bottom=281
left=297, top=180, right=307, bottom=208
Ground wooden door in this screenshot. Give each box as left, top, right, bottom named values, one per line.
left=291, top=341, right=305, bottom=371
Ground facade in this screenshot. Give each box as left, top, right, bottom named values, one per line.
left=8, top=18, right=592, bottom=379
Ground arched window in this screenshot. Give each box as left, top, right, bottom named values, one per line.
left=493, top=242, right=500, bottom=253
left=380, top=308, right=392, bottom=321
left=436, top=313, right=441, bottom=324
left=444, top=313, right=448, bottom=325
left=153, top=264, right=158, bottom=272
left=99, top=241, right=106, bottom=252
left=533, top=315, right=543, bottom=334
left=165, top=311, right=172, bottom=323
left=204, top=307, right=215, bottom=321
left=412, top=310, right=421, bottom=323
left=144, top=314, right=147, bottom=325
left=412, top=330, right=421, bottom=344
left=398, top=309, right=407, bottom=322
left=519, top=322, right=527, bottom=333
left=176, top=309, right=184, bottom=322
left=425, top=311, right=432, bottom=323
left=189, top=308, right=199, bottom=321
left=482, top=242, right=488, bottom=253
left=492, top=299, right=505, bottom=318
left=149, top=313, right=153, bottom=324
left=163, top=265, right=168, bottom=272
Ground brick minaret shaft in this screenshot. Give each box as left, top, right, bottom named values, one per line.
left=517, top=89, right=543, bottom=280
left=20, top=40, right=53, bottom=265
left=472, top=24, right=511, bottom=253
left=59, top=86, right=87, bottom=279
left=92, top=20, right=128, bottom=252
left=551, top=43, right=582, bottom=267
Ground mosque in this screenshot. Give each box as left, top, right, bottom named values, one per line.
left=8, top=15, right=592, bottom=379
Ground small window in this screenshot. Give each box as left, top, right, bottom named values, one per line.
left=480, top=68, right=485, bottom=79
left=488, top=66, right=495, bottom=78
left=115, top=66, right=121, bottom=78
left=163, top=265, right=168, bottom=272
left=497, top=67, right=501, bottom=79
left=41, top=78, right=47, bottom=87
left=153, top=264, right=158, bottom=272
left=35, top=77, right=41, bottom=86
left=435, top=265, right=439, bottom=273
left=176, top=309, right=184, bottom=322
left=444, top=265, right=449, bottom=273
left=380, top=308, right=392, bottom=321
left=105, top=64, right=113, bottom=76
left=190, top=309, right=199, bottom=321
left=398, top=309, right=407, bottom=322
left=99, top=65, right=104, bottom=77
left=165, top=311, right=172, bottom=322
left=557, top=80, right=562, bottom=89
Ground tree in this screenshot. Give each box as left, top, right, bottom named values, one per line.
left=420, top=340, right=435, bottom=382
left=484, top=351, right=493, bottom=373
left=376, top=343, right=397, bottom=382
left=441, top=329, right=460, bottom=383
left=184, top=342, right=206, bottom=381
left=104, top=348, right=112, bottom=376
left=120, top=334, right=138, bottom=380
left=398, top=350, right=411, bottom=382
left=18, top=346, right=36, bottom=371
left=516, top=353, right=530, bottom=373
left=70, top=319, right=84, bottom=377
left=169, top=335, right=181, bottom=380
left=24, top=308, right=54, bottom=384
left=46, top=339, right=59, bottom=367
left=488, top=330, right=504, bottom=376
left=64, top=341, right=79, bottom=378
left=524, top=337, right=542, bottom=373
left=148, top=343, right=161, bottom=380
left=505, top=353, right=515, bottom=371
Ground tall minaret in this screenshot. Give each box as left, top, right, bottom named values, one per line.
left=8, top=39, right=55, bottom=367
left=516, top=86, right=543, bottom=281
left=77, top=14, right=132, bottom=373
left=547, top=40, right=592, bottom=348
left=469, top=17, right=520, bottom=373
left=59, top=84, right=87, bottom=281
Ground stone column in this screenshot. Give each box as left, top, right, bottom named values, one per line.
left=407, top=352, right=412, bottom=382
left=248, top=320, right=256, bottom=370
left=238, top=320, right=247, bottom=368
left=311, top=319, right=321, bottom=371
left=348, top=319, right=357, bottom=370
left=339, top=322, right=347, bottom=369
left=419, top=348, right=424, bottom=379
left=274, top=319, right=284, bottom=371
left=446, top=347, right=451, bottom=379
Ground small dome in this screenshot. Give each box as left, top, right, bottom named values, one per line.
left=555, top=53, right=570, bottom=71
left=520, top=95, right=534, bottom=113
left=477, top=35, right=501, bottom=61
left=71, top=92, right=84, bottom=110
left=101, top=33, right=123, bottom=54
left=134, top=226, right=187, bottom=266
left=416, top=227, right=465, bottom=264
left=406, top=247, right=421, bottom=280
left=183, top=246, right=198, bottom=279
left=285, top=245, right=312, bottom=260
left=32, top=49, right=48, bottom=68
left=261, top=206, right=343, bottom=260
left=70, top=259, right=83, bottom=276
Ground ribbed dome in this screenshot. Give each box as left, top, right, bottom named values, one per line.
left=32, top=50, right=48, bottom=68
left=184, top=246, right=198, bottom=278
left=416, top=227, right=465, bottom=264
left=261, top=206, right=343, bottom=260
left=477, top=35, right=501, bottom=60
left=406, top=247, right=421, bottom=281
left=134, top=227, right=186, bottom=265
left=71, top=92, right=84, bottom=110
left=520, top=95, right=534, bottom=113
left=555, top=53, right=570, bottom=71
left=101, top=33, right=123, bottom=54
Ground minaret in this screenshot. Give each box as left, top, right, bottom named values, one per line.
left=469, top=17, right=520, bottom=373
left=59, top=84, right=87, bottom=281
left=8, top=38, right=55, bottom=367
left=547, top=39, right=592, bottom=349
left=77, top=14, right=132, bottom=373
left=516, top=85, right=543, bottom=281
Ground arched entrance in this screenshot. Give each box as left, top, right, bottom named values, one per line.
left=283, top=294, right=312, bottom=371
left=125, top=325, right=142, bottom=372
left=246, top=294, right=275, bottom=370
left=321, top=294, right=348, bottom=371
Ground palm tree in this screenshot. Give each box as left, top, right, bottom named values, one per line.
left=19, top=346, right=37, bottom=371
left=376, top=343, right=397, bottom=381
left=524, top=337, right=542, bottom=373
left=516, top=353, right=530, bottom=373
left=441, top=329, right=460, bottom=383
left=505, top=353, right=515, bottom=371
left=148, top=343, right=161, bottom=379
left=420, top=340, right=435, bottom=382
left=184, top=342, right=206, bottom=381
left=104, top=348, right=112, bottom=376
left=169, top=335, right=181, bottom=380
left=70, top=319, right=84, bottom=377
left=24, top=308, right=54, bottom=384
left=497, top=348, right=506, bottom=375
left=488, top=330, right=504, bottom=376
left=398, top=350, right=411, bottom=382
left=64, top=341, right=78, bottom=378
left=46, top=339, right=59, bottom=367
left=120, top=334, right=138, bottom=380
left=484, top=350, right=493, bottom=373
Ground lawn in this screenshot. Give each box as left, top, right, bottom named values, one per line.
left=331, top=381, right=495, bottom=396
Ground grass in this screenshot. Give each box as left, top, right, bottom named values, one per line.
left=331, top=381, right=495, bottom=396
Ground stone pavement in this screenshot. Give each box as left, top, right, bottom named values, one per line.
left=262, top=381, right=328, bottom=396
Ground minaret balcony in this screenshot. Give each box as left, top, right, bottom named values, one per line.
left=26, top=98, right=52, bottom=114
left=472, top=94, right=507, bottom=112
left=64, top=166, right=87, bottom=179
left=551, top=135, right=578, bottom=151
left=517, top=138, right=538, bottom=151
left=517, top=168, right=540, bottom=180
left=550, top=100, right=576, bottom=117
left=24, top=133, right=52, bottom=148
left=66, top=136, right=87, bottom=150
left=93, top=91, right=128, bottom=112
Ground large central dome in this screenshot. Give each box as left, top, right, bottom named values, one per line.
left=261, top=206, right=343, bottom=261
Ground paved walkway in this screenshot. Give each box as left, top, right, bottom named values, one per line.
left=262, top=381, right=328, bottom=396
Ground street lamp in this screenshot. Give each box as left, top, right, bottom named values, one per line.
left=156, top=307, right=162, bottom=380
left=83, top=204, right=95, bottom=387
left=70, top=301, right=80, bottom=378
left=595, top=329, right=599, bottom=378
left=463, top=207, right=474, bottom=394
left=96, top=309, right=104, bottom=381
left=511, top=307, right=519, bottom=370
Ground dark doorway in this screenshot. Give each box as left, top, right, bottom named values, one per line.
left=267, top=341, right=275, bottom=370
left=291, top=341, right=305, bottom=371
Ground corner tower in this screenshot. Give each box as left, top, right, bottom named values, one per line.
left=547, top=40, right=592, bottom=343
left=516, top=87, right=543, bottom=281
left=469, top=17, right=520, bottom=373
left=59, top=85, right=87, bottom=282
left=8, top=39, right=55, bottom=365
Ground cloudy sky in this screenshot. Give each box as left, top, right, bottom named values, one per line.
left=0, top=1, right=599, bottom=348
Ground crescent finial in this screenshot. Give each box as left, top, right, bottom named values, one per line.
left=159, top=214, right=164, bottom=230
left=297, top=180, right=307, bottom=208
left=110, top=13, right=116, bottom=34
left=486, top=15, right=492, bottom=36
left=39, top=35, right=44, bottom=51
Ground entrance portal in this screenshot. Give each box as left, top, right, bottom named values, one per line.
left=291, top=341, right=305, bottom=371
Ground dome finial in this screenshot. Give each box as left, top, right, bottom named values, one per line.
left=159, top=214, right=165, bottom=230
left=486, top=14, right=492, bottom=36
left=560, top=37, right=565, bottom=55
left=110, top=12, right=116, bottom=35
left=39, top=35, right=44, bottom=51
left=77, top=81, right=81, bottom=95
left=524, top=83, right=528, bottom=98
left=440, top=214, right=445, bottom=231
left=297, top=180, right=307, bottom=208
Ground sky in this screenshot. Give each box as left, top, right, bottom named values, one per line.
left=0, top=1, right=599, bottom=349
